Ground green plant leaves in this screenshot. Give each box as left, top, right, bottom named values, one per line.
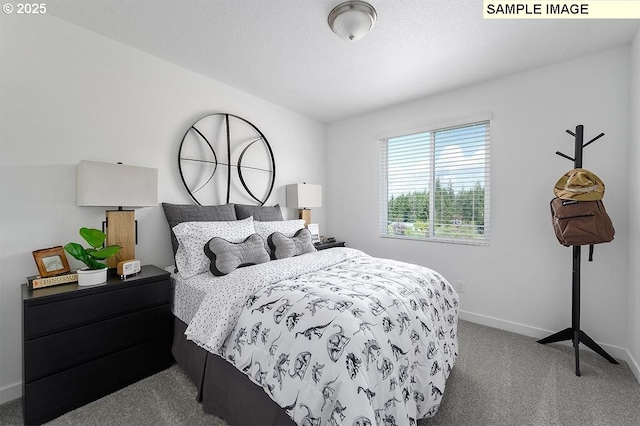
left=87, top=245, right=121, bottom=259
left=79, top=227, right=106, bottom=249
left=65, top=228, right=121, bottom=270
left=64, top=242, right=89, bottom=264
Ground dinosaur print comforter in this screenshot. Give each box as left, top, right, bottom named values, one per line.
left=186, top=248, right=458, bottom=426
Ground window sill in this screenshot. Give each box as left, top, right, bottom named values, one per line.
left=379, top=234, right=490, bottom=247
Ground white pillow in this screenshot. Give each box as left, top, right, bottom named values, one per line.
left=254, top=219, right=306, bottom=243
left=173, top=217, right=255, bottom=278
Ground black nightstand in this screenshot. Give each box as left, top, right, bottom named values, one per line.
left=314, top=240, right=346, bottom=250
left=21, top=265, right=174, bottom=425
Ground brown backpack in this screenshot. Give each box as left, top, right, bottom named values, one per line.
left=550, top=197, right=615, bottom=247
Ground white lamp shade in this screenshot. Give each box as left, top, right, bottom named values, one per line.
left=77, top=160, right=158, bottom=207
left=286, top=184, right=322, bottom=209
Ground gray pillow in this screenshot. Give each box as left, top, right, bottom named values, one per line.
left=235, top=204, right=283, bottom=221
left=162, top=203, right=237, bottom=256
left=204, top=234, right=270, bottom=276
left=267, top=228, right=316, bottom=260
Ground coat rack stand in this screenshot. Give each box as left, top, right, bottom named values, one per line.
left=537, top=124, right=619, bottom=376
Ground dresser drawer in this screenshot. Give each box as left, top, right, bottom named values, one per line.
left=23, top=335, right=173, bottom=425
left=23, top=279, right=170, bottom=340
left=24, top=305, right=173, bottom=383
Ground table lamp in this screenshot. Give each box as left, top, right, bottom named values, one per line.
left=286, top=183, right=322, bottom=226
left=76, top=160, right=158, bottom=268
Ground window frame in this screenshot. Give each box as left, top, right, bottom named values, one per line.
left=379, top=119, right=491, bottom=246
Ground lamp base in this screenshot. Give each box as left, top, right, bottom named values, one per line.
left=298, top=209, right=312, bottom=226
left=105, top=210, right=135, bottom=268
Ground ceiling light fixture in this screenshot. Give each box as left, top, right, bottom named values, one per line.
left=328, top=1, right=377, bottom=41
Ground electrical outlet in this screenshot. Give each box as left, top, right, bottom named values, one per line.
left=456, top=280, right=466, bottom=293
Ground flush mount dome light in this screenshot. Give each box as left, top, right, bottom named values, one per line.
left=328, top=1, right=377, bottom=41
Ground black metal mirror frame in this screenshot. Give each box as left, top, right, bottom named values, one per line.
left=178, top=113, right=276, bottom=206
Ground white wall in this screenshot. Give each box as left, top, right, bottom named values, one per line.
left=327, top=47, right=633, bottom=367
left=628, top=29, right=640, bottom=380
left=0, top=14, right=326, bottom=403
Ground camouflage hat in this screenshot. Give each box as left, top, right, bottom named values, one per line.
left=553, top=168, right=604, bottom=201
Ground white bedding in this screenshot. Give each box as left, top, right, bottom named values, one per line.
left=170, top=268, right=213, bottom=324
left=185, top=248, right=458, bottom=425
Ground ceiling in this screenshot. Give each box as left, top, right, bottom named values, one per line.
left=46, top=1, right=640, bottom=124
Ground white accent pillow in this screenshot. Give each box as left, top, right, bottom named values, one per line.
left=254, top=219, right=306, bottom=243
left=173, top=217, right=255, bottom=278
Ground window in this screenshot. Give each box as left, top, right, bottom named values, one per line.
left=379, top=120, right=490, bottom=244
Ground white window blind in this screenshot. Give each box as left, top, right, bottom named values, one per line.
left=380, top=120, right=490, bottom=244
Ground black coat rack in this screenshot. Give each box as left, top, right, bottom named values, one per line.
left=537, top=124, right=618, bottom=376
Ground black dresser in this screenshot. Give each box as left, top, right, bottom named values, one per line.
left=21, top=265, right=174, bottom=425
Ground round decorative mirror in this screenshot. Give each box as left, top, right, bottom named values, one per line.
left=178, top=113, right=276, bottom=205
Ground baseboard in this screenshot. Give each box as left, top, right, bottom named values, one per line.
left=459, top=309, right=638, bottom=383
left=626, top=348, right=640, bottom=384
left=0, top=381, right=21, bottom=405
left=460, top=310, right=553, bottom=340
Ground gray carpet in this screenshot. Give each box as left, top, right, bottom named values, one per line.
left=2, top=320, right=639, bottom=425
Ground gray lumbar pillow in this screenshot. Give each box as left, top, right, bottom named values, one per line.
left=204, top=234, right=270, bottom=276
left=267, top=228, right=316, bottom=260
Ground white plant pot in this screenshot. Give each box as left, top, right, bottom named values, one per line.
left=77, top=267, right=108, bottom=286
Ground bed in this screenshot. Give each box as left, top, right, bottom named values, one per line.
left=163, top=202, right=459, bottom=426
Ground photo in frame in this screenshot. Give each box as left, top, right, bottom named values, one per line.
left=32, top=246, right=71, bottom=278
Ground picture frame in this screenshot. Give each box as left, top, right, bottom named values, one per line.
left=32, top=246, right=71, bottom=278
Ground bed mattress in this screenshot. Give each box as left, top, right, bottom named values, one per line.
left=170, top=268, right=212, bottom=324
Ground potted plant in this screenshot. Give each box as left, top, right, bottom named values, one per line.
left=64, top=227, right=121, bottom=286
